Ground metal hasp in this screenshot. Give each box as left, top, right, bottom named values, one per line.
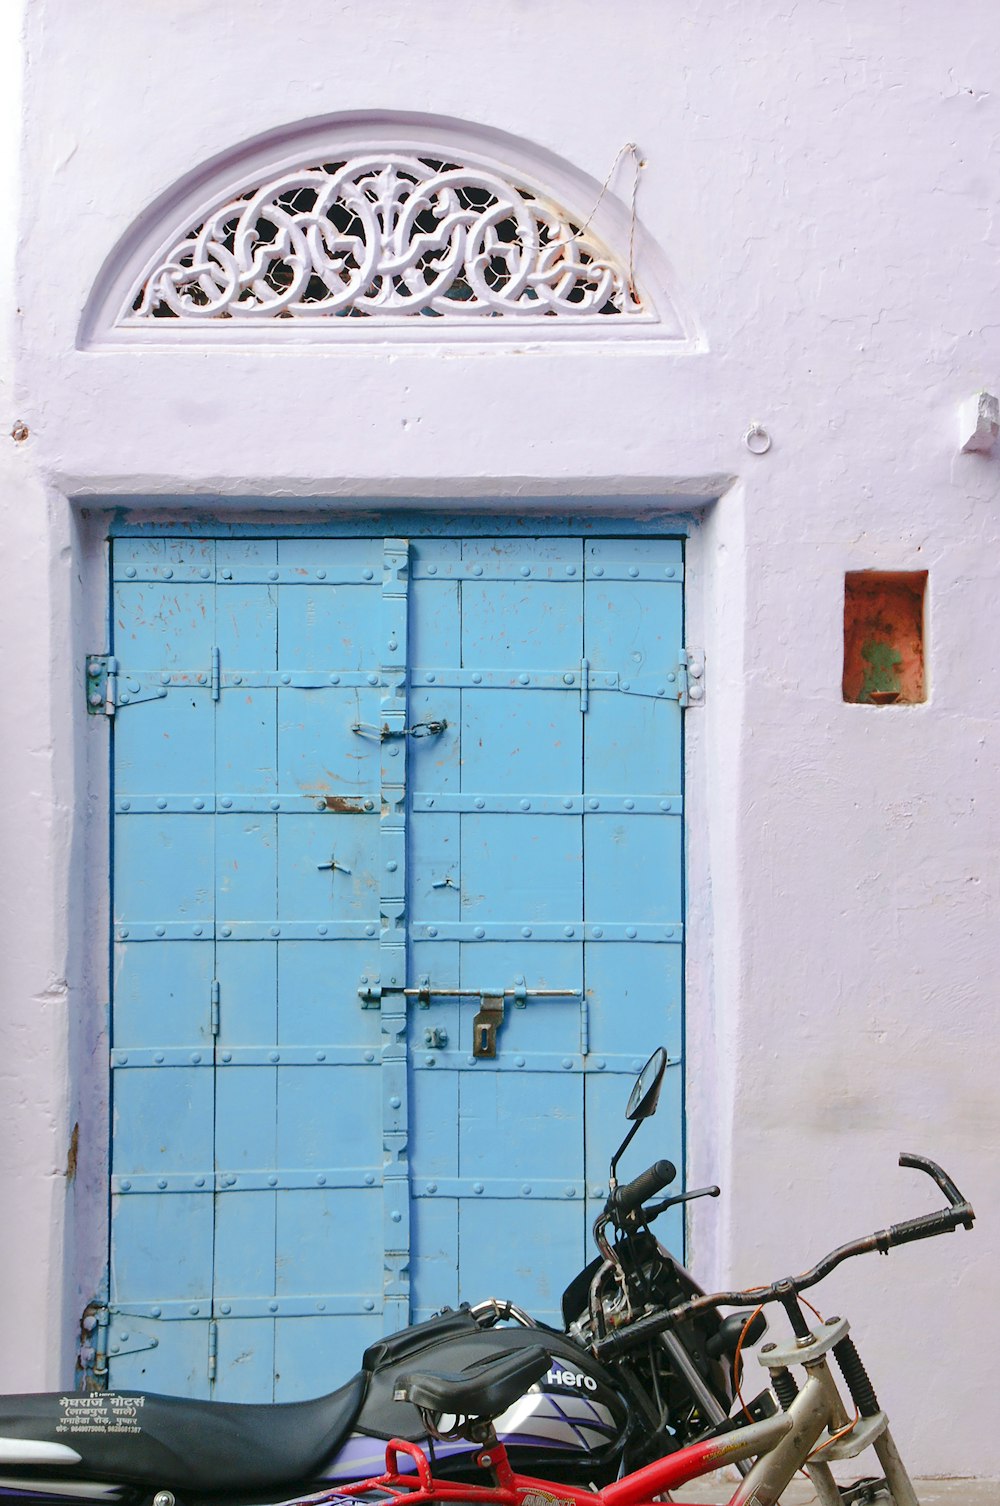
left=409, top=984, right=579, bottom=1059
left=472, top=995, right=505, bottom=1058
left=352, top=719, right=447, bottom=740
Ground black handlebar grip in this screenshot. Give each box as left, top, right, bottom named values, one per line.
left=610, top=1159, right=677, bottom=1220
left=593, top=1304, right=679, bottom=1361
left=885, top=1206, right=974, bottom=1247
left=898, top=1152, right=969, bottom=1210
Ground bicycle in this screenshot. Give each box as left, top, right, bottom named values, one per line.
left=327, top=1152, right=973, bottom=1506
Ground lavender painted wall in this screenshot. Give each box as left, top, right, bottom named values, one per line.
left=1, top=0, right=998, bottom=1478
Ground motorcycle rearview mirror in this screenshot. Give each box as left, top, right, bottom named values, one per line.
left=625, top=1047, right=668, bottom=1122
left=610, top=1048, right=670, bottom=1187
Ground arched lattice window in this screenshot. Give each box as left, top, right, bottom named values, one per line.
left=80, top=116, right=695, bottom=346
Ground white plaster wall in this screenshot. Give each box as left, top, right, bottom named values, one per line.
left=2, top=0, right=999, bottom=1478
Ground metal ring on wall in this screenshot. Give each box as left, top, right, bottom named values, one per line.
left=743, top=422, right=772, bottom=455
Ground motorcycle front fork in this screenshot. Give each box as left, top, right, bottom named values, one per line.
left=655, top=1331, right=754, bottom=1477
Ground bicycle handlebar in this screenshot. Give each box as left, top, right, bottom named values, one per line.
left=593, top=1152, right=974, bottom=1362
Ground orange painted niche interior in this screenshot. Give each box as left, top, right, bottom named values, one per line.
left=843, top=571, right=927, bottom=705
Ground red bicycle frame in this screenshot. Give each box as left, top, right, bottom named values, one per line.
left=337, top=1414, right=791, bottom=1506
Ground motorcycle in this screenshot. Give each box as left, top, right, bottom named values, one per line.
left=0, top=1050, right=753, bottom=1506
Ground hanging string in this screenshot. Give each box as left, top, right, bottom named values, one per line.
left=558, top=141, right=645, bottom=302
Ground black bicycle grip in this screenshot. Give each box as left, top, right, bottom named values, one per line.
left=898, top=1152, right=969, bottom=1209
left=609, top=1159, right=677, bottom=1220
left=883, top=1206, right=973, bottom=1248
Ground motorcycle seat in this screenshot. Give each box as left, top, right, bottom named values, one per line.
left=0, top=1371, right=367, bottom=1492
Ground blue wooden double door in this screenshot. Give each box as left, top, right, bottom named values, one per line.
left=107, top=528, right=686, bottom=1400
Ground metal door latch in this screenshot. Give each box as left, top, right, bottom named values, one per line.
left=357, top=978, right=578, bottom=1059
left=351, top=720, right=447, bottom=740
left=317, top=855, right=351, bottom=874
left=472, top=995, right=505, bottom=1059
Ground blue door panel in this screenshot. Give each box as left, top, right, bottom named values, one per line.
left=115, top=814, right=214, bottom=931
left=585, top=815, right=683, bottom=922
left=277, top=582, right=382, bottom=669
left=114, top=696, right=215, bottom=798
left=274, top=1314, right=383, bottom=1403
left=276, top=1066, right=382, bottom=1168
left=215, top=583, right=278, bottom=670
left=458, top=1200, right=585, bottom=1324
left=108, top=1321, right=213, bottom=1400
left=408, top=813, right=461, bottom=919
left=459, top=1068, right=582, bottom=1178
left=109, top=529, right=686, bottom=1399
left=113, top=1067, right=213, bottom=1173
left=214, top=1066, right=277, bottom=1173
left=409, top=1196, right=459, bottom=1324
left=113, top=581, right=215, bottom=672
left=582, top=946, right=683, bottom=1061
left=218, top=691, right=278, bottom=796
left=409, top=1070, right=459, bottom=1180
left=114, top=535, right=216, bottom=576
left=277, top=940, right=381, bottom=1045
left=111, top=1192, right=214, bottom=1303
left=278, top=814, right=378, bottom=921
left=278, top=692, right=382, bottom=800
left=215, top=1318, right=276, bottom=1402
left=215, top=941, right=278, bottom=1046
left=459, top=583, right=583, bottom=668
left=459, top=816, right=582, bottom=922
left=214, top=1187, right=277, bottom=1301
left=113, top=942, right=215, bottom=1048
left=460, top=690, right=581, bottom=794
left=217, top=815, right=277, bottom=922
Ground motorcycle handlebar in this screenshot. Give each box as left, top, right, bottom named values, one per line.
left=593, top=1152, right=974, bottom=1363
left=608, top=1159, right=677, bottom=1221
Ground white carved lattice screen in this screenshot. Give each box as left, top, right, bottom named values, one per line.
left=81, top=119, right=693, bottom=344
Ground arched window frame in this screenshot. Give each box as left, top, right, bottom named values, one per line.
left=80, top=113, right=697, bottom=349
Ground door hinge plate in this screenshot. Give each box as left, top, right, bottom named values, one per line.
left=106, top=1312, right=160, bottom=1360
left=86, top=656, right=116, bottom=716
left=679, top=648, right=705, bottom=708
left=86, top=656, right=169, bottom=716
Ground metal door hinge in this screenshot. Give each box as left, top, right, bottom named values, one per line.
left=86, top=656, right=117, bottom=717
left=78, top=1300, right=110, bottom=1390
left=86, top=656, right=168, bottom=716
left=208, top=1319, right=218, bottom=1382
left=105, top=1310, right=160, bottom=1362
left=679, top=648, right=705, bottom=708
